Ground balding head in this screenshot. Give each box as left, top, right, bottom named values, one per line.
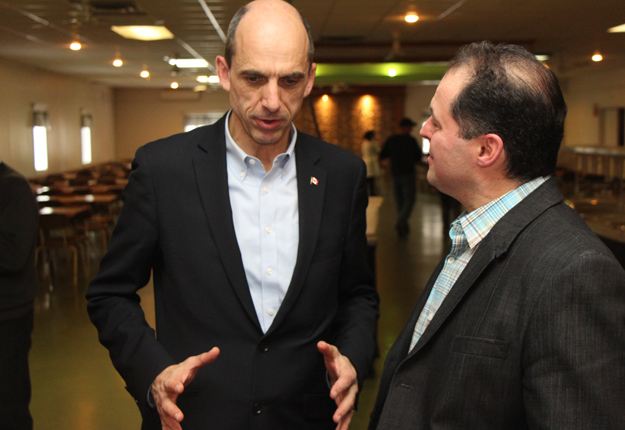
left=224, top=0, right=314, bottom=68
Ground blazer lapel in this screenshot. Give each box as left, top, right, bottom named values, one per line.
left=192, top=117, right=261, bottom=329
left=267, top=135, right=326, bottom=333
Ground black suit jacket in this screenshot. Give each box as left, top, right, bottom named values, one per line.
left=87, top=115, right=379, bottom=429
left=0, top=163, right=39, bottom=321
left=369, top=178, right=625, bottom=429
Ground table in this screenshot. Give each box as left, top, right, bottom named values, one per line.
left=37, top=194, right=119, bottom=205
left=39, top=205, right=92, bottom=218
left=34, top=183, right=126, bottom=195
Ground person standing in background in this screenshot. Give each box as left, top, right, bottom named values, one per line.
left=379, top=118, right=421, bottom=237
left=0, top=161, right=39, bottom=430
left=361, top=130, right=381, bottom=196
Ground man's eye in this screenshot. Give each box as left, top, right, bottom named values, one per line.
left=281, top=78, right=299, bottom=86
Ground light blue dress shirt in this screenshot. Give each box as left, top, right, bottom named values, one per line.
left=224, top=112, right=299, bottom=333
left=409, top=176, right=548, bottom=350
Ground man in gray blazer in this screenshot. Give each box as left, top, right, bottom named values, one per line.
left=87, top=1, right=378, bottom=429
left=369, top=41, right=625, bottom=429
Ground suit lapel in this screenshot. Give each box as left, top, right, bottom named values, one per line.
left=192, top=117, right=261, bottom=329
left=267, top=135, right=326, bottom=333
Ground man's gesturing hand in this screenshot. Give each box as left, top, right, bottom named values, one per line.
left=151, top=347, right=220, bottom=430
left=317, top=341, right=359, bottom=430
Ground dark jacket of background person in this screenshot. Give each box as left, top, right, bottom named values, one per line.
left=0, top=162, right=39, bottom=430
left=379, top=132, right=421, bottom=177
left=86, top=116, right=379, bottom=430
left=0, top=163, right=38, bottom=320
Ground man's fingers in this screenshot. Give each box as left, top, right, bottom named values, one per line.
left=152, top=348, right=221, bottom=429
left=336, top=408, right=355, bottom=430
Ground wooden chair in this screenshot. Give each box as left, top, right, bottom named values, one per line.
left=35, top=213, right=90, bottom=289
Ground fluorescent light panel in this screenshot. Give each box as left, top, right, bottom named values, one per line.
left=169, top=58, right=209, bottom=68
left=111, top=25, right=174, bottom=41
left=608, top=23, right=625, bottom=33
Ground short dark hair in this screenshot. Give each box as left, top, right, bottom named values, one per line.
left=224, top=1, right=315, bottom=68
left=447, top=41, right=567, bottom=181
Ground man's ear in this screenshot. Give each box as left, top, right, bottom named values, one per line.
left=476, top=133, right=505, bottom=168
left=303, top=62, right=317, bottom=98
left=215, top=56, right=231, bottom=92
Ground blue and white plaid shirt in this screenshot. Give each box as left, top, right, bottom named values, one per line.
left=409, top=176, right=548, bottom=351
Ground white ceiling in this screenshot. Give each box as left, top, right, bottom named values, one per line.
left=1, top=0, right=625, bottom=89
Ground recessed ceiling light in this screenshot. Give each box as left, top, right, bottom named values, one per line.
left=70, top=42, right=82, bottom=51
left=170, top=82, right=179, bottom=89
left=111, top=26, right=174, bottom=41
left=592, top=53, right=603, bottom=62
left=405, top=12, right=419, bottom=23
left=113, top=58, right=123, bottom=67
left=608, top=23, right=625, bottom=33
left=535, top=54, right=549, bottom=62
left=207, top=75, right=220, bottom=84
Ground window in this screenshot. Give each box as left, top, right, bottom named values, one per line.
left=184, top=113, right=223, bottom=132
left=32, top=106, right=49, bottom=171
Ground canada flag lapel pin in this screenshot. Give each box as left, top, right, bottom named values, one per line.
left=310, top=176, right=319, bottom=186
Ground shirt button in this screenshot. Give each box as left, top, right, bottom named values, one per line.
left=268, top=308, right=275, bottom=316
left=249, top=159, right=256, bottom=165
left=448, top=257, right=455, bottom=263
left=239, top=171, right=245, bottom=178
left=266, top=267, right=273, bottom=275
left=263, top=187, right=269, bottom=194
left=265, top=227, right=271, bottom=234
left=253, top=403, right=262, bottom=414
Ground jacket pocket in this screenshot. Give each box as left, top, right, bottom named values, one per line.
left=452, top=336, right=510, bottom=359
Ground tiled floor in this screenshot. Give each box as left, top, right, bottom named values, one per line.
left=29, top=179, right=449, bottom=430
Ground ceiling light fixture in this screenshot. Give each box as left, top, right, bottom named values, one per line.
left=592, top=52, right=603, bottom=62
left=70, top=41, right=82, bottom=51
left=196, top=75, right=209, bottom=83
left=111, top=25, right=174, bottom=41
left=170, top=82, right=179, bottom=89
left=140, top=68, right=150, bottom=78
left=608, top=23, right=625, bottom=33
left=113, top=58, right=123, bottom=67
left=168, top=58, right=209, bottom=68
left=388, top=68, right=398, bottom=77
left=207, top=75, right=220, bottom=84
left=405, top=12, right=419, bottom=23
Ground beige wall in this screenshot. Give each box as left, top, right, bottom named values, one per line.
left=0, top=59, right=115, bottom=179
left=113, top=88, right=231, bottom=159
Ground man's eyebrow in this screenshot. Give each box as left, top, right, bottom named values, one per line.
left=239, top=69, right=265, bottom=77
left=281, top=72, right=306, bottom=79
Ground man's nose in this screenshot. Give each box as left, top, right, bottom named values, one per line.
left=420, top=117, right=432, bottom=138
left=261, top=81, right=280, bottom=112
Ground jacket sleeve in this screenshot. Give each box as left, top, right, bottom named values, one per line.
left=0, top=174, right=39, bottom=274
left=332, top=160, right=380, bottom=387
left=86, top=147, right=176, bottom=413
left=522, top=249, right=625, bottom=429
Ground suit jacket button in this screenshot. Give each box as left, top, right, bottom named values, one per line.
left=258, top=343, right=269, bottom=352
left=253, top=403, right=262, bottom=414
